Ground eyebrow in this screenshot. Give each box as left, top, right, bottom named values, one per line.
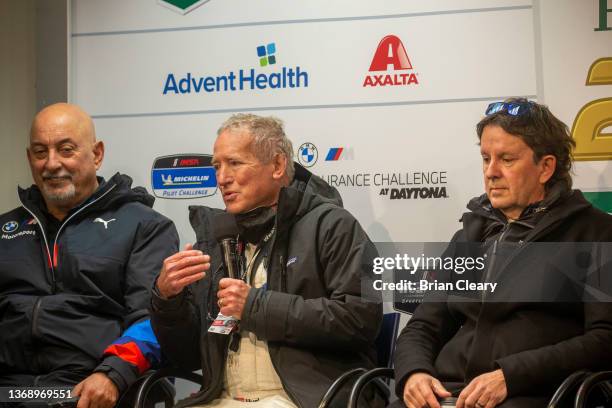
left=31, top=138, right=76, bottom=146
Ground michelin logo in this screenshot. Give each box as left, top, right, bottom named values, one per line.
left=152, top=154, right=218, bottom=199
left=161, top=174, right=210, bottom=185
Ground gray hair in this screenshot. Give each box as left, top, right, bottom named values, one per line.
left=218, top=113, right=295, bottom=181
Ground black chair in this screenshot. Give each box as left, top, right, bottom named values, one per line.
left=547, top=370, right=591, bottom=408
left=347, top=368, right=612, bottom=408
left=573, top=371, right=612, bottom=408
left=132, top=368, right=202, bottom=408
left=317, top=312, right=401, bottom=408
left=116, top=371, right=177, bottom=408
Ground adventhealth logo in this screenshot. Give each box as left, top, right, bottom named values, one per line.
left=257, top=42, right=276, bottom=67
left=163, top=42, right=309, bottom=95
left=363, top=35, right=419, bottom=87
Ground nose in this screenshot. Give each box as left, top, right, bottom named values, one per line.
left=216, top=164, right=233, bottom=187
left=44, top=149, right=62, bottom=173
left=484, top=158, right=501, bottom=180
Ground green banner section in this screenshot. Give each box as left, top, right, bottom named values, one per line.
left=583, top=191, right=612, bottom=213
left=161, top=0, right=200, bottom=10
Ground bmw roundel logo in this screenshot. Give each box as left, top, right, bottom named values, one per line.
left=2, top=221, right=19, bottom=233
left=297, top=142, right=318, bottom=168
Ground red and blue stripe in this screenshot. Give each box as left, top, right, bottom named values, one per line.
left=325, top=148, right=343, bottom=161
left=103, top=319, right=161, bottom=374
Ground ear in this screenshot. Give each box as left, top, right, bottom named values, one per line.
left=271, top=153, right=287, bottom=181
left=538, top=155, right=556, bottom=185
left=93, top=140, right=105, bottom=170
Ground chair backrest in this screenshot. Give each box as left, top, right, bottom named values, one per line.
left=375, top=312, right=401, bottom=368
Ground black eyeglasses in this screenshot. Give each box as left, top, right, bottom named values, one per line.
left=485, top=101, right=534, bottom=116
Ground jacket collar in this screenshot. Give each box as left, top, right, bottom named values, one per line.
left=18, top=173, right=154, bottom=224
left=462, top=182, right=591, bottom=242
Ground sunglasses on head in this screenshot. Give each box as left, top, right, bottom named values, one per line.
left=485, top=101, right=534, bottom=116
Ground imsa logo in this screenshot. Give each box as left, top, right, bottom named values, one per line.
left=151, top=154, right=217, bottom=199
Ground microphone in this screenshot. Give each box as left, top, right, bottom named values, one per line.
left=212, top=212, right=239, bottom=279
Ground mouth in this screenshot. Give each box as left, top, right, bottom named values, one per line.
left=488, top=187, right=507, bottom=194
left=222, top=191, right=238, bottom=201
left=43, top=176, right=72, bottom=185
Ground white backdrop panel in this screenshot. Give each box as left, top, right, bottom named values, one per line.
left=72, top=0, right=531, bottom=34
left=72, top=8, right=535, bottom=117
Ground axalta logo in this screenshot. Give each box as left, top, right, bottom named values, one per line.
left=157, top=0, right=210, bottom=15
left=163, top=42, right=309, bottom=95
left=363, top=35, right=419, bottom=87
left=151, top=154, right=218, bottom=199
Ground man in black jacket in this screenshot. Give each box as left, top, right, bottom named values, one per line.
left=151, top=114, right=382, bottom=407
left=0, top=103, right=179, bottom=408
left=393, top=99, right=612, bottom=408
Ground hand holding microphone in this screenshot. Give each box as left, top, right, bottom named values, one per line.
left=156, top=243, right=210, bottom=299
left=213, top=212, right=250, bottom=319
left=217, top=278, right=250, bottom=319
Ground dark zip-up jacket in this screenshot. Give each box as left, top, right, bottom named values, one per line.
left=151, top=164, right=383, bottom=408
left=394, top=188, right=612, bottom=403
left=0, top=173, right=179, bottom=391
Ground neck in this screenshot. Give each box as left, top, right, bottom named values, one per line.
left=44, top=180, right=100, bottom=221
left=46, top=204, right=70, bottom=221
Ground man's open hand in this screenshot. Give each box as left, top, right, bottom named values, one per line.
left=156, top=243, right=210, bottom=299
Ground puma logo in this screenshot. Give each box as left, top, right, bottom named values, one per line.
left=94, top=218, right=116, bottom=229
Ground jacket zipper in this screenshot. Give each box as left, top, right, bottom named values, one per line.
left=51, top=184, right=117, bottom=268
left=19, top=201, right=55, bottom=287
left=19, top=183, right=117, bottom=339
left=279, top=255, right=287, bottom=292
left=266, top=245, right=300, bottom=407
left=480, top=222, right=513, bottom=301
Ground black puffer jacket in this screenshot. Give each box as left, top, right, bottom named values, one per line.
left=0, top=173, right=179, bottom=387
left=151, top=164, right=383, bottom=408
left=394, top=188, right=612, bottom=404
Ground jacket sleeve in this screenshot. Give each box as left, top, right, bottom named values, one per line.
left=393, top=231, right=465, bottom=398
left=149, top=285, right=204, bottom=371
left=393, top=301, right=461, bottom=398
left=495, top=302, right=612, bottom=397
left=95, top=215, right=179, bottom=392
left=495, top=240, right=612, bottom=397
left=241, top=207, right=382, bottom=351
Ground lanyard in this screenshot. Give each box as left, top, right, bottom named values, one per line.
left=237, top=226, right=276, bottom=284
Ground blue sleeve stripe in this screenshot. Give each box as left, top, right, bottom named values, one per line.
left=122, top=319, right=158, bottom=343
left=108, top=319, right=163, bottom=368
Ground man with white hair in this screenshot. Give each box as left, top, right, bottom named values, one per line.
left=0, top=103, right=179, bottom=408
left=152, top=113, right=382, bottom=408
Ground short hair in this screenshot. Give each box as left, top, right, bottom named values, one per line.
left=476, top=97, right=576, bottom=190
left=218, top=113, right=295, bottom=182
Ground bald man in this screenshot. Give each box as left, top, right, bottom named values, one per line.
left=0, top=103, right=179, bottom=408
